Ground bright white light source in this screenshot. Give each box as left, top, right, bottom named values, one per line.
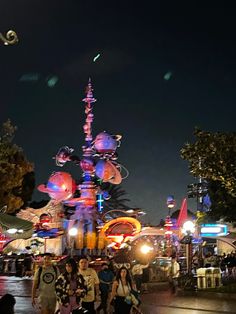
left=68, top=227, right=78, bottom=237
left=201, top=227, right=221, bottom=233
left=140, top=244, right=153, bottom=254
left=183, top=221, right=195, bottom=234
left=7, top=228, right=17, bottom=234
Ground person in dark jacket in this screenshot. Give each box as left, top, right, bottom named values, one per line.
left=96, top=263, right=114, bottom=313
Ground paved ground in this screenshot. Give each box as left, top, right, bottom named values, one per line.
left=1, top=276, right=236, bottom=313
left=141, top=292, right=236, bottom=313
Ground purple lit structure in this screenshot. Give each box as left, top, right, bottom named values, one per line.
left=38, top=80, right=124, bottom=251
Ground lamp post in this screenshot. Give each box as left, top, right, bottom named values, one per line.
left=166, top=195, right=175, bottom=216
left=182, top=220, right=195, bottom=274
left=164, top=196, right=175, bottom=257
left=68, top=227, right=78, bottom=257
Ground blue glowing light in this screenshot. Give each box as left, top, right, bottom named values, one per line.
left=200, top=224, right=228, bottom=237
left=96, top=194, right=104, bottom=213
left=47, top=182, right=61, bottom=191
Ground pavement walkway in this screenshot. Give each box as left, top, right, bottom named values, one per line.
left=1, top=277, right=236, bottom=313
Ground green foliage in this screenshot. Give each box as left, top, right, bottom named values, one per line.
left=181, top=129, right=236, bottom=222
left=0, top=119, right=35, bottom=213
left=207, top=180, right=236, bottom=222
left=181, top=129, right=236, bottom=197
left=102, top=183, right=131, bottom=211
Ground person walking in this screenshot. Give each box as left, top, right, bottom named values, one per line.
left=78, top=256, right=100, bottom=314
left=32, top=253, right=59, bottom=314
left=131, top=261, right=149, bottom=293
left=55, top=258, right=87, bottom=314
left=23, top=254, right=34, bottom=277
left=108, top=266, right=137, bottom=314
left=96, top=262, right=114, bottom=314
left=169, top=256, right=180, bottom=294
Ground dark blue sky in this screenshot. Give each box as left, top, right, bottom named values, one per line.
left=1, top=1, right=236, bottom=224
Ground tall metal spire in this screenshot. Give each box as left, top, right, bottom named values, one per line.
left=82, top=78, right=96, bottom=143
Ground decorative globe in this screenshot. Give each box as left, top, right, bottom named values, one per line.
left=38, top=171, right=76, bottom=201
left=94, top=131, right=118, bottom=153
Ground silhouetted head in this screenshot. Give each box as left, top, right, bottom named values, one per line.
left=0, top=293, right=16, bottom=314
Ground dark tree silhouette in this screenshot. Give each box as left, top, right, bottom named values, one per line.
left=0, top=120, right=35, bottom=213
left=181, top=129, right=236, bottom=222
left=102, top=183, right=131, bottom=211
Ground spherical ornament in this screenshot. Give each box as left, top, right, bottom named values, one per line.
left=102, top=190, right=111, bottom=200
left=38, top=172, right=76, bottom=201
left=166, top=195, right=175, bottom=208
left=95, top=160, right=122, bottom=184
left=80, top=158, right=95, bottom=172
left=94, top=131, right=118, bottom=153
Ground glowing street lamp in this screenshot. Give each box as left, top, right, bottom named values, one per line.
left=183, top=221, right=195, bottom=235
left=68, top=227, right=78, bottom=257
left=164, top=195, right=175, bottom=256
left=140, top=244, right=153, bottom=255
left=68, top=227, right=78, bottom=237
left=181, top=220, right=195, bottom=274
left=166, top=195, right=175, bottom=216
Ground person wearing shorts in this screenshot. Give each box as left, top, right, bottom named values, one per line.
left=32, top=253, right=59, bottom=314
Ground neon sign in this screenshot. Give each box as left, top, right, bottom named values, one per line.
left=200, top=224, right=228, bottom=237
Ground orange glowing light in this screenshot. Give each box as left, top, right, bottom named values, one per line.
left=101, top=217, right=141, bottom=249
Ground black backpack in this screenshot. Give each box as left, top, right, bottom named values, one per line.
left=36, top=265, right=58, bottom=289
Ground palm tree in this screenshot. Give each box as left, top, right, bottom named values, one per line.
left=101, top=183, right=131, bottom=211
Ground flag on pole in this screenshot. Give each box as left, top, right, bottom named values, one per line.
left=176, top=198, right=188, bottom=227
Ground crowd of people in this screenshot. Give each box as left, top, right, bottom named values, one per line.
left=0, top=252, right=51, bottom=278
left=30, top=253, right=144, bottom=314
left=0, top=252, right=186, bottom=314
left=0, top=252, right=184, bottom=314
left=0, top=253, right=31, bottom=277
left=191, top=250, right=236, bottom=276
left=6, top=250, right=236, bottom=313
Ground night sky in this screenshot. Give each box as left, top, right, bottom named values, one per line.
left=1, top=1, right=236, bottom=224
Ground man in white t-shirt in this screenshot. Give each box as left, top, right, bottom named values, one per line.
left=78, top=257, right=100, bottom=314
left=131, top=261, right=149, bottom=293
left=169, top=256, right=180, bottom=294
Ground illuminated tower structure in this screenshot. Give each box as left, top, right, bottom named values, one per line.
left=70, top=80, right=97, bottom=250
left=74, top=80, right=97, bottom=249
left=37, top=79, right=124, bottom=253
